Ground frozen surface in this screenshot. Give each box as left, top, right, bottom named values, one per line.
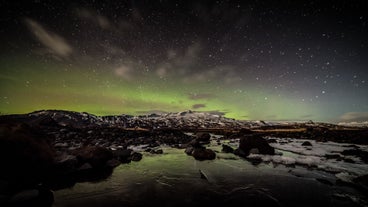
left=245, top=138, right=368, bottom=181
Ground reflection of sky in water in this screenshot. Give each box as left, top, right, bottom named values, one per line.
left=54, top=145, right=366, bottom=207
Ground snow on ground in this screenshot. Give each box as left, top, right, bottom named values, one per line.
left=246, top=137, right=368, bottom=181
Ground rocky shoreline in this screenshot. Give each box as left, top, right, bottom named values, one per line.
left=1, top=110, right=368, bottom=206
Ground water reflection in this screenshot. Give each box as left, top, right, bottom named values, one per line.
left=54, top=147, right=365, bottom=207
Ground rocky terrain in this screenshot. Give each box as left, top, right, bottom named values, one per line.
left=0, top=110, right=367, bottom=206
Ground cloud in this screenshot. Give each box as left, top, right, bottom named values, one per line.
left=24, top=18, right=73, bottom=58
left=155, top=42, right=202, bottom=78
left=339, top=112, right=368, bottom=122
left=154, top=43, right=240, bottom=84
left=188, top=93, right=215, bottom=100
left=155, top=66, right=167, bottom=78
left=76, top=8, right=111, bottom=29
left=192, top=104, right=206, bottom=109
left=114, top=64, right=134, bottom=80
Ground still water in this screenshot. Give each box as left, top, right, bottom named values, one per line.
left=53, top=146, right=366, bottom=207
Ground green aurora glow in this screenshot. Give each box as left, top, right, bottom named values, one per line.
left=0, top=56, right=322, bottom=120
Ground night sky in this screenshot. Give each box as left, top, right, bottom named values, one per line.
left=1, top=0, right=368, bottom=122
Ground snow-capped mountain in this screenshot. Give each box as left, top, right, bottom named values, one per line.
left=1, top=109, right=347, bottom=130
left=337, top=121, right=368, bottom=128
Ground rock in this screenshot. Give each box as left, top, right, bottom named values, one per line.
left=301, top=141, right=313, bottom=146
left=146, top=148, right=163, bottom=154
left=151, top=149, right=163, bottom=154
left=237, top=135, right=275, bottom=157
left=343, top=158, right=355, bottom=163
left=106, top=159, right=121, bottom=168
left=221, top=144, right=234, bottom=153
left=131, top=152, right=143, bottom=161
left=316, top=178, right=333, bottom=186
left=238, top=128, right=254, bottom=135
left=185, top=146, right=194, bottom=155
left=54, top=154, right=78, bottom=172
left=78, top=163, right=93, bottom=171
left=187, top=139, right=203, bottom=148
left=192, top=148, right=216, bottom=161
left=113, top=149, right=132, bottom=163
left=54, top=142, right=69, bottom=148
left=234, top=148, right=247, bottom=157
left=325, top=154, right=341, bottom=159
left=196, top=132, right=211, bottom=142
left=0, top=123, right=54, bottom=185
left=75, top=146, right=113, bottom=168
left=9, top=186, right=54, bottom=207
left=341, top=149, right=368, bottom=163
left=353, top=174, right=368, bottom=190
left=249, top=148, right=260, bottom=154
left=267, top=138, right=277, bottom=143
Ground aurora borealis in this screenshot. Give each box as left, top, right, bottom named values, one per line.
left=1, top=1, right=368, bottom=122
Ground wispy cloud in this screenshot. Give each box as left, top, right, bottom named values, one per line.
left=192, top=104, right=206, bottom=109
left=114, top=64, right=134, bottom=81
left=339, top=112, right=368, bottom=122
left=155, top=42, right=202, bottom=78
left=24, top=18, right=73, bottom=59
left=76, top=8, right=111, bottom=29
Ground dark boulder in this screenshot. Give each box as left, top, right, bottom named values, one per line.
left=238, top=128, right=254, bottom=135
left=237, top=135, right=275, bottom=157
left=106, top=159, right=121, bottom=168
left=151, top=149, right=163, bottom=154
left=8, top=186, right=54, bottom=207
left=325, top=154, right=341, bottom=159
left=146, top=148, right=163, bottom=154
left=0, top=123, right=54, bottom=185
left=74, top=146, right=113, bottom=168
left=185, top=146, right=194, bottom=155
left=192, top=148, right=216, bottom=161
left=341, top=149, right=368, bottom=163
left=301, top=141, right=313, bottom=146
left=113, top=149, right=133, bottom=163
left=131, top=152, right=143, bottom=161
left=234, top=148, right=247, bottom=157
left=353, top=174, right=368, bottom=191
left=267, top=138, right=277, bottom=143
left=188, top=139, right=203, bottom=148
left=221, top=144, right=234, bottom=153
left=196, top=132, right=211, bottom=142
left=54, top=154, right=78, bottom=173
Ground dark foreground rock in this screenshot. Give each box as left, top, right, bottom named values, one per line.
left=131, top=152, right=143, bottom=161
left=185, top=138, right=216, bottom=161
left=192, top=148, right=216, bottom=161
left=0, top=123, right=55, bottom=195
left=301, top=141, right=313, bottom=146
left=196, top=132, right=211, bottom=143
left=74, top=146, right=113, bottom=168
left=221, top=144, right=234, bottom=153
left=353, top=174, right=368, bottom=191
left=341, top=149, right=368, bottom=163
left=235, top=135, right=275, bottom=157
left=7, top=186, right=54, bottom=207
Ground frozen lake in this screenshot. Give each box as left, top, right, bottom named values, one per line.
left=53, top=138, right=368, bottom=207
